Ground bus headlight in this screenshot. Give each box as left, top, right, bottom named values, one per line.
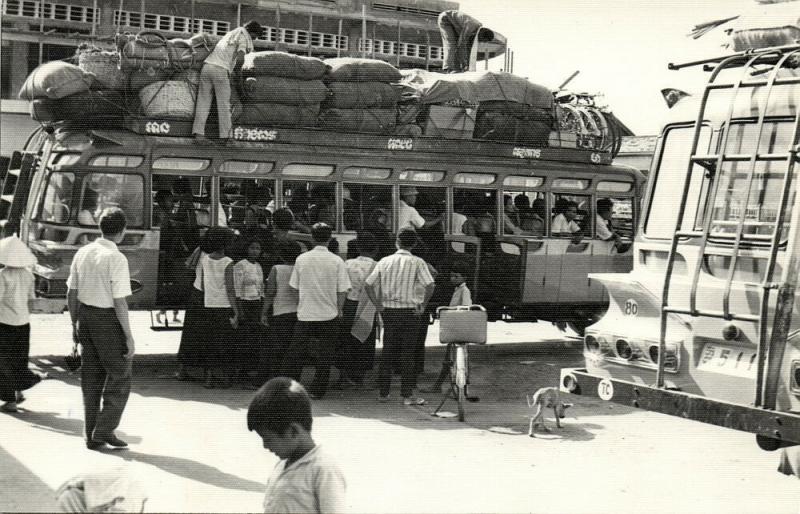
left=616, top=339, right=633, bottom=360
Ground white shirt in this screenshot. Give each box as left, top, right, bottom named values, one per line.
left=0, top=268, right=35, bottom=325
left=66, top=238, right=132, bottom=308
left=290, top=246, right=351, bottom=322
left=200, top=254, right=233, bottom=308
left=267, top=264, right=299, bottom=316
left=262, top=446, right=346, bottom=514
left=451, top=212, right=467, bottom=253
left=204, top=27, right=254, bottom=72
left=449, top=283, right=472, bottom=307
left=397, top=200, right=425, bottom=231
left=596, top=214, right=615, bottom=240
left=552, top=213, right=581, bottom=234
left=344, top=256, right=376, bottom=302
left=233, top=259, right=263, bottom=300
left=365, top=249, right=435, bottom=309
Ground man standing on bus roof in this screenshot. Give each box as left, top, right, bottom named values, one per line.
left=67, top=207, right=135, bottom=450
left=193, top=20, right=264, bottom=141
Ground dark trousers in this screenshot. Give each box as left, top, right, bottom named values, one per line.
left=237, top=299, right=264, bottom=372
left=78, top=305, right=132, bottom=441
left=259, top=312, right=297, bottom=382
left=338, top=299, right=376, bottom=383
left=414, top=313, right=430, bottom=378
left=280, top=319, right=339, bottom=397
left=379, top=308, right=417, bottom=398
left=0, top=323, right=40, bottom=403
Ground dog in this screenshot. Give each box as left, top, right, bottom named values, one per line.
left=527, top=387, right=572, bottom=437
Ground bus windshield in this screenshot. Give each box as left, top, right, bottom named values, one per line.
left=36, top=171, right=145, bottom=231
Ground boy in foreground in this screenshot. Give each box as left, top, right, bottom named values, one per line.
left=248, top=377, right=347, bottom=513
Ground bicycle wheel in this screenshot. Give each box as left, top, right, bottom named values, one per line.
left=454, top=344, right=467, bottom=422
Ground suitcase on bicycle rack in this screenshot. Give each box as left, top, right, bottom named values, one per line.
left=437, top=305, right=487, bottom=344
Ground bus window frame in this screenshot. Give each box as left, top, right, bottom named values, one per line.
left=80, top=171, right=147, bottom=229
left=341, top=180, right=395, bottom=234
left=88, top=154, right=145, bottom=169
left=500, top=188, right=548, bottom=237
left=643, top=122, right=715, bottom=240
left=152, top=156, right=211, bottom=172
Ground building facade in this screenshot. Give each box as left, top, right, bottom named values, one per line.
left=1, top=0, right=459, bottom=157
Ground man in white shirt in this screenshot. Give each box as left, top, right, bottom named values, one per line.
left=67, top=208, right=135, bottom=450
left=281, top=223, right=351, bottom=399
left=596, top=198, right=619, bottom=241
left=365, top=229, right=435, bottom=405
left=193, top=20, right=263, bottom=140
left=397, top=186, right=443, bottom=232
left=552, top=200, right=582, bottom=235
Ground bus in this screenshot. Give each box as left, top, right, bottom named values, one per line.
left=560, top=44, right=800, bottom=449
left=2, top=114, right=643, bottom=329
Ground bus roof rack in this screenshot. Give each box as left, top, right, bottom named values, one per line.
left=668, top=43, right=800, bottom=71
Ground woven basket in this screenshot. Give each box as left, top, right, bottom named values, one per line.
left=139, top=80, right=196, bottom=119
left=78, top=51, right=126, bottom=90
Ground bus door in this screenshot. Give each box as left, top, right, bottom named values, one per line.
left=499, top=185, right=547, bottom=306
left=151, top=156, right=214, bottom=309
left=397, top=170, right=447, bottom=268
left=452, top=176, right=499, bottom=306
left=550, top=183, right=593, bottom=303
left=341, top=166, right=394, bottom=259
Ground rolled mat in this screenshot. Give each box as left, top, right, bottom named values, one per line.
left=236, top=102, right=320, bottom=127
left=318, top=108, right=396, bottom=134
left=325, top=82, right=400, bottom=109
left=324, top=57, right=402, bottom=83
left=242, top=76, right=329, bottom=105
left=242, top=51, right=329, bottom=80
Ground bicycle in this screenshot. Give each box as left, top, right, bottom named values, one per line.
left=432, top=305, right=487, bottom=422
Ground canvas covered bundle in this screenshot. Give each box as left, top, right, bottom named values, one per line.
left=19, top=61, right=94, bottom=100
left=242, top=76, right=329, bottom=104
left=241, top=51, right=329, bottom=80
left=29, top=90, right=125, bottom=123
left=400, top=69, right=554, bottom=108
left=473, top=101, right=554, bottom=146
left=236, top=103, right=320, bottom=126
left=319, top=108, right=397, bottom=133
left=324, top=58, right=403, bottom=83
left=325, top=82, right=401, bottom=109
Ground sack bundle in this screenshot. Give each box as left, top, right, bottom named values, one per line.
left=117, top=31, right=219, bottom=72
left=321, top=58, right=402, bottom=134
left=473, top=101, right=554, bottom=146
left=238, top=51, right=329, bottom=128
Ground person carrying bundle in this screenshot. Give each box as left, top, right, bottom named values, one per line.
left=193, top=20, right=264, bottom=141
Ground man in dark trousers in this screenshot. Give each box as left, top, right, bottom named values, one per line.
left=67, top=208, right=135, bottom=450
left=437, top=10, right=493, bottom=72
left=365, top=229, right=435, bottom=406
left=281, top=223, right=351, bottom=399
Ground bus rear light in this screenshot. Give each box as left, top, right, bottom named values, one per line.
left=585, top=335, right=600, bottom=353
left=791, top=361, right=800, bottom=394
left=649, top=344, right=680, bottom=372
left=616, top=339, right=633, bottom=360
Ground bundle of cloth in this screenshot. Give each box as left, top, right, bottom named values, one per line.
left=319, top=58, right=402, bottom=134
left=238, top=51, right=329, bottom=127
left=20, top=60, right=125, bottom=124
left=400, top=69, right=555, bottom=144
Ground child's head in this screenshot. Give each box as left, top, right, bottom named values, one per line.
left=247, top=377, right=313, bottom=459
left=245, top=238, right=262, bottom=261
left=201, top=226, right=234, bottom=254
left=311, top=223, right=332, bottom=244
left=449, top=261, right=470, bottom=286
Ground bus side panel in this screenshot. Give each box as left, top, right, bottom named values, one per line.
left=522, top=240, right=547, bottom=303
left=119, top=230, right=159, bottom=310
left=589, top=241, right=613, bottom=302
left=558, top=241, right=592, bottom=303
left=541, top=240, right=563, bottom=303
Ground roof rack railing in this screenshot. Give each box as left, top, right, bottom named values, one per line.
left=668, top=43, right=800, bottom=71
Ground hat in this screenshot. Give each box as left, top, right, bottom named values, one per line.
left=400, top=186, right=419, bottom=197
left=0, top=235, right=37, bottom=268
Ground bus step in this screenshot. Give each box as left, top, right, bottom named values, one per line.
left=662, top=306, right=760, bottom=323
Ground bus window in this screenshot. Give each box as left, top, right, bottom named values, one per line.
left=400, top=185, right=445, bottom=262
left=645, top=125, right=712, bottom=239
left=551, top=193, right=589, bottom=237
left=38, top=171, right=75, bottom=224
left=343, top=183, right=393, bottom=232
left=505, top=191, right=546, bottom=236
left=707, top=121, right=796, bottom=241
left=596, top=197, right=633, bottom=239
left=283, top=180, right=336, bottom=232
left=455, top=187, right=497, bottom=244
left=152, top=175, right=211, bottom=236
left=82, top=173, right=144, bottom=228
left=219, top=178, right=274, bottom=229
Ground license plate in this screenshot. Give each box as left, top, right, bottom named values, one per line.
left=697, top=344, right=757, bottom=378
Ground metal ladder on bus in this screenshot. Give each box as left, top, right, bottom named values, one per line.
left=0, top=150, right=39, bottom=238
left=658, top=46, right=800, bottom=410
